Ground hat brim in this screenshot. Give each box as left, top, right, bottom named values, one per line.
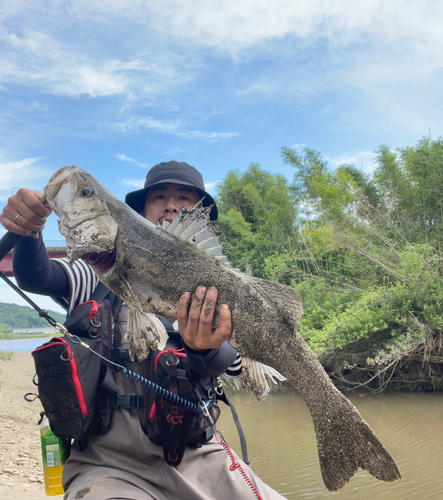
left=125, top=181, right=218, bottom=221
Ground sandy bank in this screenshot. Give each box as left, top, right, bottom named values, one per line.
left=0, top=352, right=63, bottom=500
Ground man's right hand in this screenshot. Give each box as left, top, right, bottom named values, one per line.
left=0, top=188, right=52, bottom=236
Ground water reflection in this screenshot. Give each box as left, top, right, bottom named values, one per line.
left=217, top=387, right=443, bottom=499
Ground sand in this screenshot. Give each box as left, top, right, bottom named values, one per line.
left=0, top=352, right=63, bottom=500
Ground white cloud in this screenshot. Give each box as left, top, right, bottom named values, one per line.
left=0, top=158, right=48, bottom=192
left=39, top=0, right=443, bottom=56
left=180, top=130, right=237, bottom=140
left=108, top=117, right=181, bottom=134
left=104, top=116, right=237, bottom=141
left=115, top=153, right=150, bottom=168
left=236, top=83, right=272, bottom=97
left=30, top=101, right=48, bottom=111
left=204, top=181, right=219, bottom=193
left=327, top=151, right=377, bottom=173
left=10, top=100, right=48, bottom=112
left=120, top=178, right=145, bottom=189
left=0, top=25, right=187, bottom=99
left=164, top=146, right=184, bottom=156
left=1, top=0, right=442, bottom=141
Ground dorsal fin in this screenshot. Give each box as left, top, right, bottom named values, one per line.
left=158, top=202, right=231, bottom=264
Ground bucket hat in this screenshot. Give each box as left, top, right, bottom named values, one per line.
left=125, top=161, right=218, bottom=221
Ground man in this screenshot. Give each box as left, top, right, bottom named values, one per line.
left=0, top=161, right=285, bottom=499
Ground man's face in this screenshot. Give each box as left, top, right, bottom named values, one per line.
left=142, top=182, right=201, bottom=224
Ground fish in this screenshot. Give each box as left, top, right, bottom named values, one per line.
left=43, top=166, right=401, bottom=491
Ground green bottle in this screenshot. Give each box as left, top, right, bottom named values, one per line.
left=39, top=416, right=68, bottom=496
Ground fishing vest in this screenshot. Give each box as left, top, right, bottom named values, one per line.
left=32, top=284, right=220, bottom=466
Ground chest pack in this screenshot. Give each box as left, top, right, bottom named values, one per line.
left=31, top=284, right=222, bottom=466
left=32, top=283, right=123, bottom=439
left=142, top=346, right=220, bottom=465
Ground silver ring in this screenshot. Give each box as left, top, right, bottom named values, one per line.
left=14, top=214, right=21, bottom=223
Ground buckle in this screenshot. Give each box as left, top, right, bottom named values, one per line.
left=115, top=394, right=140, bottom=409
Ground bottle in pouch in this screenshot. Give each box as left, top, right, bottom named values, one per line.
left=39, top=416, right=67, bottom=496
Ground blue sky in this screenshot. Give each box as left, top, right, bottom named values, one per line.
left=1, top=0, right=442, bottom=312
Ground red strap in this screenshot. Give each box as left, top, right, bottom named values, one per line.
left=72, top=299, right=99, bottom=319
left=149, top=402, right=156, bottom=421
left=154, top=348, right=186, bottom=371
left=87, top=300, right=99, bottom=319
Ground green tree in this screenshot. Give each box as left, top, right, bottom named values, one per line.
left=216, top=163, right=298, bottom=278
left=280, top=140, right=443, bottom=392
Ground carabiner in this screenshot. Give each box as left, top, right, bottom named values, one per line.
left=166, top=353, right=180, bottom=366
left=199, top=400, right=215, bottom=426
left=60, top=345, right=74, bottom=362
left=215, top=378, right=224, bottom=396
left=90, top=317, right=101, bottom=328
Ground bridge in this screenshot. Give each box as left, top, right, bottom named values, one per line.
left=0, top=240, right=67, bottom=277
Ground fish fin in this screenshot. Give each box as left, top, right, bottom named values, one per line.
left=312, top=388, right=401, bottom=490
left=127, top=307, right=168, bottom=362
left=280, top=336, right=400, bottom=490
left=161, top=202, right=233, bottom=265
left=241, top=357, right=287, bottom=401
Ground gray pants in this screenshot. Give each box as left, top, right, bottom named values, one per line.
left=63, top=409, right=286, bottom=500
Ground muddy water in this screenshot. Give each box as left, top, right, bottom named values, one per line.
left=217, top=388, right=443, bottom=499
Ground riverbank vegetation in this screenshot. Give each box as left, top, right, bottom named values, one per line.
left=216, top=136, right=443, bottom=393
left=0, top=302, right=65, bottom=338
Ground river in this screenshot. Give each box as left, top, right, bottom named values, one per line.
left=0, top=337, right=51, bottom=352
left=3, top=339, right=441, bottom=499
left=218, top=388, right=442, bottom=499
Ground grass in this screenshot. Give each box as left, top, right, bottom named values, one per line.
left=0, top=349, right=13, bottom=361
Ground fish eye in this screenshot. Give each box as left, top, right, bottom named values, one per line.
left=79, top=186, right=95, bottom=198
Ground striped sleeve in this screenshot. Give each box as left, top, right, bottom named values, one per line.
left=224, top=353, right=242, bottom=379
left=51, top=258, right=99, bottom=314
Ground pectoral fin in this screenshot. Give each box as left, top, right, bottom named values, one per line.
left=127, top=307, right=168, bottom=361
left=241, top=357, right=287, bottom=401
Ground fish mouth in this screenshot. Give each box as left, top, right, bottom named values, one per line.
left=81, top=248, right=117, bottom=272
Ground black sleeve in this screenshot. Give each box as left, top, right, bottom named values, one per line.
left=184, top=341, right=239, bottom=378
left=12, top=235, right=70, bottom=298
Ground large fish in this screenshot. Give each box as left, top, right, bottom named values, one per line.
left=43, top=166, right=400, bottom=491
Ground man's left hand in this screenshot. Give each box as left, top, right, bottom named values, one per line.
left=177, top=286, right=232, bottom=351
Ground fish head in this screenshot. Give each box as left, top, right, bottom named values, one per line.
left=44, top=166, right=119, bottom=275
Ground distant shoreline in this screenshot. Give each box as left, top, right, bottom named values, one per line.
left=0, top=333, right=55, bottom=340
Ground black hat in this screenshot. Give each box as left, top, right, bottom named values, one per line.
left=125, top=160, right=218, bottom=221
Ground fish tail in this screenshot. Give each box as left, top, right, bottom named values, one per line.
left=311, top=389, right=401, bottom=491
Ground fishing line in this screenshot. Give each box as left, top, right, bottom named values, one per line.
left=0, top=250, right=208, bottom=415
left=1, top=231, right=256, bottom=491
left=60, top=328, right=207, bottom=415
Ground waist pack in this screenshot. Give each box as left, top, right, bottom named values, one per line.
left=143, top=347, right=219, bottom=466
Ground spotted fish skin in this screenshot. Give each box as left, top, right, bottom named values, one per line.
left=44, top=166, right=401, bottom=491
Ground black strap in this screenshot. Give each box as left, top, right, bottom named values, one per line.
left=109, top=348, right=132, bottom=362
left=217, top=390, right=249, bottom=465
left=99, top=393, right=147, bottom=409
left=90, top=282, right=112, bottom=302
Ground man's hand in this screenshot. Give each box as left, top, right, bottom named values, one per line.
left=177, top=286, right=232, bottom=351
left=0, top=188, right=52, bottom=236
